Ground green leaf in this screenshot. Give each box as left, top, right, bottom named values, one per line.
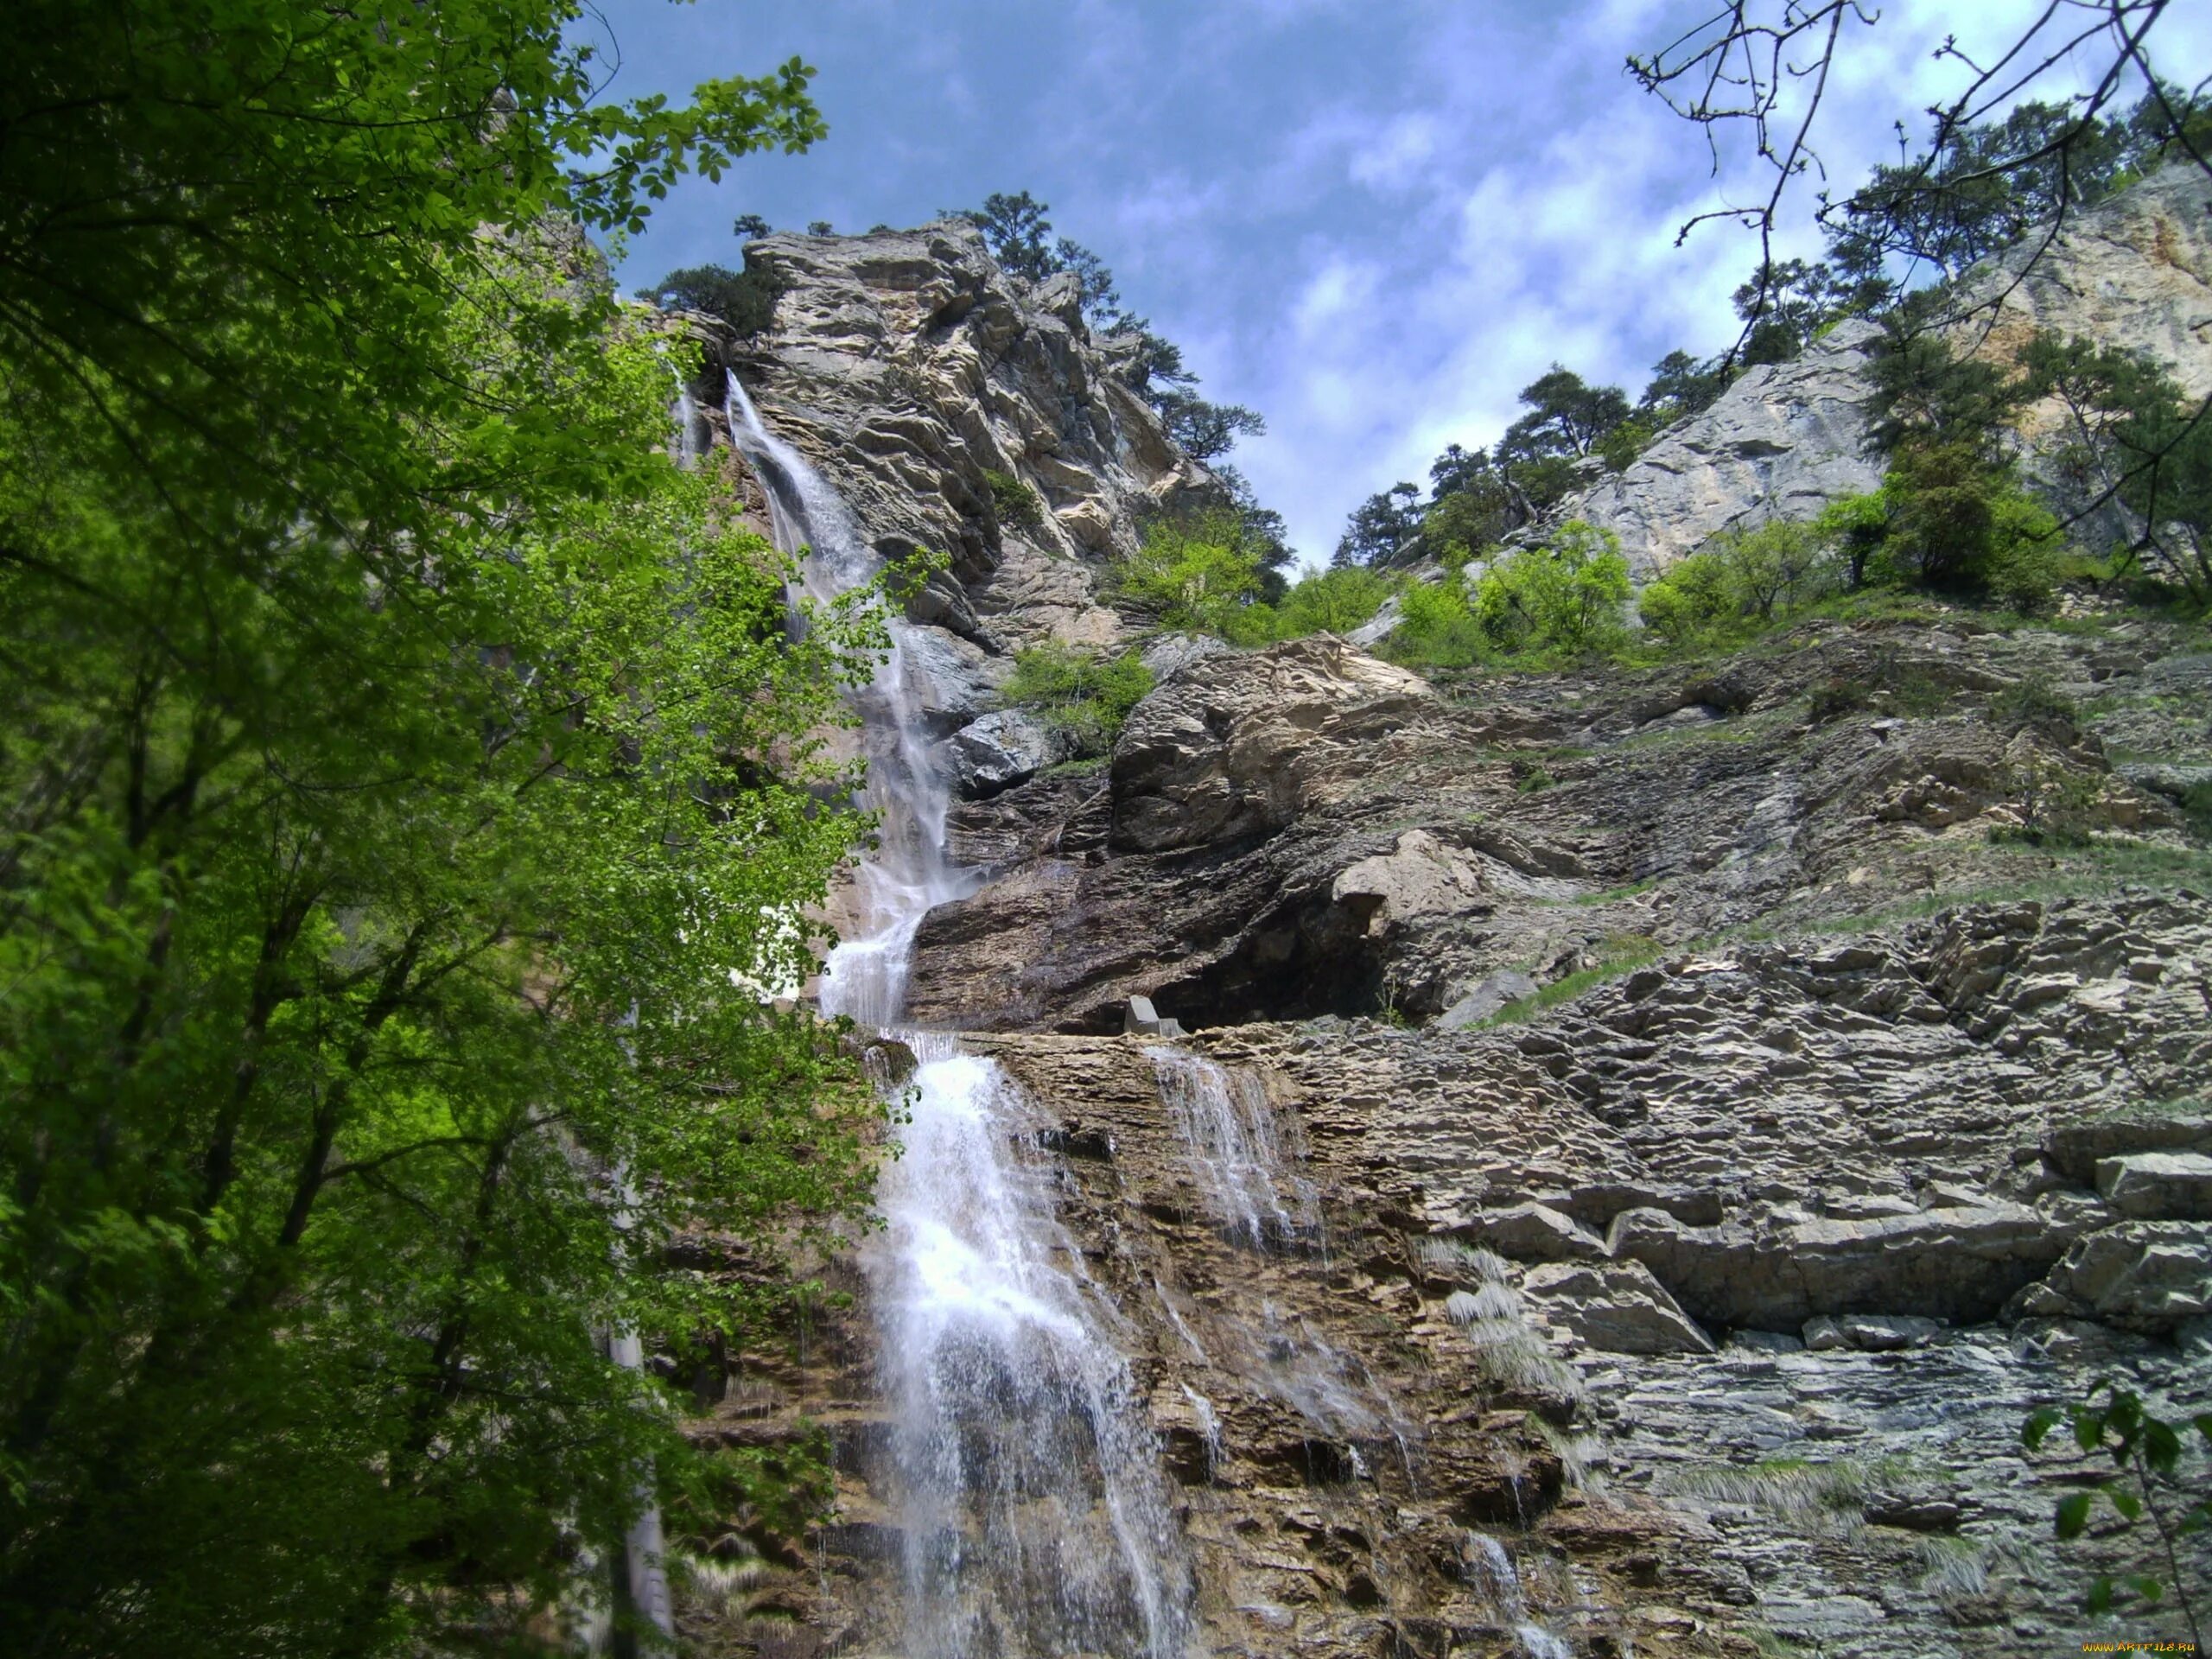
left=2107, top=1485, right=2142, bottom=1522
left=2023, top=1406, right=2062, bottom=1450
left=2143, top=1417, right=2182, bottom=1476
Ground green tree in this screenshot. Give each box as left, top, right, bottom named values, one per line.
left=1498, top=366, right=1633, bottom=462
left=1276, top=566, right=1395, bottom=635
left=0, top=2, right=879, bottom=1651
left=2023, top=332, right=2212, bottom=606
left=1639, top=350, right=1730, bottom=423
left=1156, top=390, right=1266, bottom=462
left=1335, top=482, right=1424, bottom=568
left=641, top=260, right=787, bottom=335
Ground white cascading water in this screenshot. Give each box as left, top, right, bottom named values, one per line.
left=721, top=371, right=1192, bottom=1657
left=725, top=370, right=969, bottom=1027
left=1144, top=1047, right=1318, bottom=1251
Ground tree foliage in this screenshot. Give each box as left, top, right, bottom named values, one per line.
left=0, top=2, right=882, bottom=1651
left=1334, top=482, right=1424, bottom=568
left=641, top=260, right=788, bottom=336
left=2025, top=1382, right=2209, bottom=1641
left=1108, top=512, right=1270, bottom=637
left=1470, top=523, right=1635, bottom=657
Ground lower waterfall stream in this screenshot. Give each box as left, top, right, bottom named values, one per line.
left=722, top=373, right=1194, bottom=1657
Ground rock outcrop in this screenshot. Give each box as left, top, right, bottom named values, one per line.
left=705, top=221, right=1210, bottom=656
left=1559, top=321, right=1888, bottom=579
left=906, top=613, right=2200, bottom=1034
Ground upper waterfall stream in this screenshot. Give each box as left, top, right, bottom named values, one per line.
left=721, top=372, right=1194, bottom=1658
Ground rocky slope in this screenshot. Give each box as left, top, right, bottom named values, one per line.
left=672, top=190, right=2212, bottom=1659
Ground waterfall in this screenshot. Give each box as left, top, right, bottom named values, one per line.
left=874, top=1040, right=1192, bottom=1658
left=720, top=371, right=1192, bottom=1657
left=1143, top=1047, right=1317, bottom=1251
left=725, top=369, right=970, bottom=1027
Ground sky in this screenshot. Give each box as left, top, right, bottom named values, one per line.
left=588, top=0, right=2212, bottom=564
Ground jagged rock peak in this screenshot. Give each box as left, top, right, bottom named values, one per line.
left=716, top=219, right=1220, bottom=652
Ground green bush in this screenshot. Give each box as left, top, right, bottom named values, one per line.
left=982, top=468, right=1046, bottom=537
left=1274, top=565, right=1394, bottom=635
left=1109, top=512, right=1267, bottom=635
left=1802, top=448, right=2068, bottom=608
left=1637, top=550, right=1734, bottom=643
left=1638, top=519, right=1836, bottom=644
left=1987, top=675, right=2079, bottom=737
left=1385, top=571, right=1488, bottom=669
left=1469, top=520, right=1632, bottom=658
left=1002, top=641, right=1154, bottom=753
left=1808, top=676, right=1871, bottom=722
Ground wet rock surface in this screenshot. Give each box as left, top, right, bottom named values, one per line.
left=713, top=889, right=2211, bottom=1654
left=907, top=612, right=2205, bottom=1037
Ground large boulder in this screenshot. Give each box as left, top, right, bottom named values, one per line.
left=1110, top=636, right=1440, bottom=853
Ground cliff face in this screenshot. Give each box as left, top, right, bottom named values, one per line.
left=711, top=220, right=1211, bottom=653
left=1556, top=162, right=2212, bottom=575
left=681, top=187, right=2212, bottom=1659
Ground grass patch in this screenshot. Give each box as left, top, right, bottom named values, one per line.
left=1002, top=641, right=1152, bottom=755
left=1414, top=1236, right=1512, bottom=1287
left=1484, top=935, right=1662, bottom=1026
left=1573, top=876, right=1659, bottom=907
left=1669, top=1452, right=1919, bottom=1529
left=1465, top=1322, right=1585, bottom=1407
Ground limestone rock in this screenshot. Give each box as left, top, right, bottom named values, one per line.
left=2023, top=1220, right=2212, bottom=1332
left=712, top=219, right=1217, bottom=652
left=2094, top=1151, right=2212, bottom=1219
left=1522, top=1260, right=1715, bottom=1354
left=1556, top=321, right=1887, bottom=578
left=1110, top=636, right=1440, bottom=854
left=1549, top=163, right=2212, bottom=575
left=943, top=709, right=1059, bottom=798
left=1438, top=970, right=1541, bottom=1030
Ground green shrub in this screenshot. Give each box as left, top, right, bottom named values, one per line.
left=1002, top=640, right=1154, bottom=753
left=982, top=468, right=1046, bottom=537
left=1637, top=550, right=1734, bottom=643
left=1109, top=513, right=1267, bottom=635
left=1385, top=571, right=1487, bottom=669
left=1812, top=491, right=1892, bottom=588
left=1469, top=520, right=1632, bottom=658
left=1986, top=675, right=2078, bottom=737
left=1274, top=565, right=1393, bottom=636
left=1639, top=520, right=1837, bottom=644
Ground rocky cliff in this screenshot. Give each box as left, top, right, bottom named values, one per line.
left=671, top=188, right=2212, bottom=1659
left=1558, top=161, right=2212, bottom=575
